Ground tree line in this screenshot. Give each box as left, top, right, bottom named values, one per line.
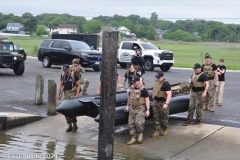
left=1, top=12, right=240, bottom=42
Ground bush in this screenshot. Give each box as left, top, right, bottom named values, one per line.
left=163, top=30, right=200, bottom=42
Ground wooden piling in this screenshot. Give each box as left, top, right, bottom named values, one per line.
left=98, top=31, right=119, bottom=160
left=34, top=75, right=44, bottom=105
left=47, top=80, right=57, bottom=115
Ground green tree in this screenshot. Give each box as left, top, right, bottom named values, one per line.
left=127, top=14, right=140, bottom=24
left=139, top=17, right=150, bottom=26
left=23, top=17, right=37, bottom=34
left=21, top=12, right=34, bottom=19
left=109, top=20, right=120, bottom=27
left=36, top=25, right=48, bottom=36
left=146, top=26, right=157, bottom=40
left=83, top=20, right=101, bottom=33
left=150, top=12, right=158, bottom=27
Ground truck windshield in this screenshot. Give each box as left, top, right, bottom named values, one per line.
left=69, top=41, right=91, bottom=50
left=141, top=43, right=159, bottom=50
left=0, top=43, right=14, bottom=51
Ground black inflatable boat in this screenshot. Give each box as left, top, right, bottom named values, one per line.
left=56, top=83, right=190, bottom=126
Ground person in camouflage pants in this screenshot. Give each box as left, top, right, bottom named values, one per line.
left=201, top=53, right=219, bottom=112
left=152, top=100, right=169, bottom=132
left=63, top=90, right=77, bottom=126
left=151, top=71, right=172, bottom=138
left=71, top=58, right=89, bottom=96
left=57, top=64, right=81, bottom=133
left=125, top=76, right=150, bottom=145
left=183, top=63, right=209, bottom=126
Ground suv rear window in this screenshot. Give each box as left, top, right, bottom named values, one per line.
left=51, top=41, right=63, bottom=48
left=40, top=40, right=52, bottom=47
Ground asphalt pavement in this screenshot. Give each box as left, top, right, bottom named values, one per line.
left=1, top=56, right=240, bottom=159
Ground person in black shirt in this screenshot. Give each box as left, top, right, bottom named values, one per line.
left=131, top=49, right=145, bottom=75
left=151, top=71, right=172, bottom=138
left=57, top=64, right=81, bottom=133
left=201, top=53, right=218, bottom=112
left=125, top=76, right=150, bottom=145
left=124, top=62, right=143, bottom=88
left=216, top=58, right=226, bottom=106
left=183, top=63, right=209, bottom=126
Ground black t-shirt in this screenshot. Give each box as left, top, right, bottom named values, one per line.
left=124, top=70, right=142, bottom=84
left=191, top=72, right=208, bottom=92
left=61, top=73, right=79, bottom=90
left=217, top=65, right=226, bottom=81
left=131, top=56, right=145, bottom=74
left=154, top=80, right=171, bottom=101
left=133, top=87, right=149, bottom=98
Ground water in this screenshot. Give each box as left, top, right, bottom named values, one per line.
left=0, top=132, right=100, bottom=160
left=0, top=131, right=161, bottom=160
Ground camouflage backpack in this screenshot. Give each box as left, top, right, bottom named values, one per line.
left=171, top=82, right=190, bottom=95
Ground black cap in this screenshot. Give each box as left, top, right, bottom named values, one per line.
left=155, top=71, right=164, bottom=78
left=193, top=63, right=201, bottom=69
left=131, top=76, right=140, bottom=83
left=62, top=64, right=70, bottom=71
left=205, top=53, right=211, bottom=58
left=126, top=62, right=133, bottom=68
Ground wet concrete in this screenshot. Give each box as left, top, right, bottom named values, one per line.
left=1, top=114, right=240, bottom=160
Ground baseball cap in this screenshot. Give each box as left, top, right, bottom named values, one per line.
left=131, top=76, right=140, bottom=83
left=126, top=62, right=133, bottom=68
left=155, top=71, right=164, bottom=78
left=62, top=64, right=70, bottom=71
left=193, top=63, right=201, bottom=69
left=205, top=53, right=211, bottom=58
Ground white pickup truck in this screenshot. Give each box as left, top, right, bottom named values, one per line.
left=117, top=41, right=174, bottom=71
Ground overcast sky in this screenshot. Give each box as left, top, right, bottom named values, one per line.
left=1, top=0, right=240, bottom=24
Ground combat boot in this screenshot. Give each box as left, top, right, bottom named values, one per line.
left=137, top=133, right=143, bottom=143
left=217, top=102, right=222, bottom=106
left=66, top=124, right=73, bottom=132
left=215, top=100, right=218, bottom=104
left=127, top=137, right=136, bottom=145
left=150, top=130, right=159, bottom=138
left=72, top=123, right=78, bottom=132
left=202, top=105, right=208, bottom=111
left=82, top=91, right=88, bottom=96
left=183, top=120, right=192, bottom=126
left=161, top=130, right=167, bottom=136
left=209, top=106, right=214, bottom=112
left=193, top=120, right=201, bottom=125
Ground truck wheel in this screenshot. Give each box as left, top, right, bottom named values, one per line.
left=14, top=61, right=25, bottom=75
left=144, top=59, right=154, bottom=71
left=93, top=66, right=100, bottom=71
left=160, top=66, right=170, bottom=72
left=120, top=63, right=127, bottom=68
left=42, top=56, right=52, bottom=68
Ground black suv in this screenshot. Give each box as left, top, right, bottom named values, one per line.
left=0, top=39, right=25, bottom=75
left=38, top=39, right=102, bottom=71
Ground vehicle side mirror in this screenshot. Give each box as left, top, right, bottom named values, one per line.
left=159, top=47, right=161, bottom=50
left=91, top=46, right=94, bottom=50
left=64, top=46, right=71, bottom=51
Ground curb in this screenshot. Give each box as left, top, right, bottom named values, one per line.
left=0, top=112, right=41, bottom=131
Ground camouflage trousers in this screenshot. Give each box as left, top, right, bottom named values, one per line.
left=64, top=90, right=77, bottom=124
left=188, top=91, right=204, bottom=121
left=204, top=79, right=215, bottom=107
left=80, top=78, right=89, bottom=92
left=128, top=105, right=146, bottom=138
left=152, top=100, right=169, bottom=130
